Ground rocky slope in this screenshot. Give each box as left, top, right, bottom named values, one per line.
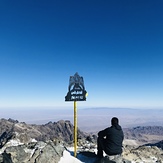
left=0, top=118, right=88, bottom=145
left=0, top=118, right=163, bottom=163
left=123, top=126, right=163, bottom=145
left=0, top=118, right=87, bottom=163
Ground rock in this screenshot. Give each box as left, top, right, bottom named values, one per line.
left=0, top=131, right=15, bottom=148
left=145, top=140, right=163, bottom=150
left=16, top=133, right=31, bottom=144
left=123, top=145, right=163, bottom=162
left=8, top=119, right=19, bottom=124
left=1, top=141, right=64, bottom=163
left=2, top=151, right=13, bottom=163
left=5, top=145, right=29, bottom=163
left=34, top=141, right=64, bottom=163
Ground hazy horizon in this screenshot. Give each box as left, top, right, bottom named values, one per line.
left=1, top=107, right=163, bottom=132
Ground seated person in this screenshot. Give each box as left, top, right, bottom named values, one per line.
left=97, top=117, right=124, bottom=158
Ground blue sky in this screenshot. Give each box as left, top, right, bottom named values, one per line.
left=0, top=0, right=163, bottom=108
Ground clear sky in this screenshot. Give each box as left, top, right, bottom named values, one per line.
left=0, top=0, right=163, bottom=109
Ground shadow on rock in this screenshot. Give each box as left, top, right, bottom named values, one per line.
left=2, top=151, right=13, bottom=163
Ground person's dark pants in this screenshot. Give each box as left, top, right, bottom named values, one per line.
left=97, top=136, right=106, bottom=158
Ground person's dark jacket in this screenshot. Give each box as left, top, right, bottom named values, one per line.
left=98, top=124, right=124, bottom=155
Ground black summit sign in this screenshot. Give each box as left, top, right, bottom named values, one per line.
left=65, top=72, right=87, bottom=101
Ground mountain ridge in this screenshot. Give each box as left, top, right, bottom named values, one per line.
left=1, top=107, right=163, bottom=132
left=1, top=118, right=163, bottom=145
left=0, top=118, right=163, bottom=163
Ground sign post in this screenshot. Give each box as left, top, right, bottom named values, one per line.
left=74, top=100, right=77, bottom=157
left=65, top=72, right=87, bottom=157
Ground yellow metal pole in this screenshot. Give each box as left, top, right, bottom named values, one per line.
left=74, top=100, right=77, bottom=157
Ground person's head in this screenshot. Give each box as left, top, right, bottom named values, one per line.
left=111, top=117, right=119, bottom=126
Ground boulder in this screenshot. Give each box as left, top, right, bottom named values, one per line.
left=0, top=141, right=64, bottom=163
left=34, top=141, right=64, bottom=163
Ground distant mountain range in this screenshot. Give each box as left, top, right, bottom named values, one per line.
left=78, top=107, right=163, bottom=132
left=1, top=107, right=163, bottom=133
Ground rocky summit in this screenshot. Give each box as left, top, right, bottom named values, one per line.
left=0, top=118, right=163, bottom=163
left=0, top=118, right=88, bottom=143
left=0, top=118, right=90, bottom=163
